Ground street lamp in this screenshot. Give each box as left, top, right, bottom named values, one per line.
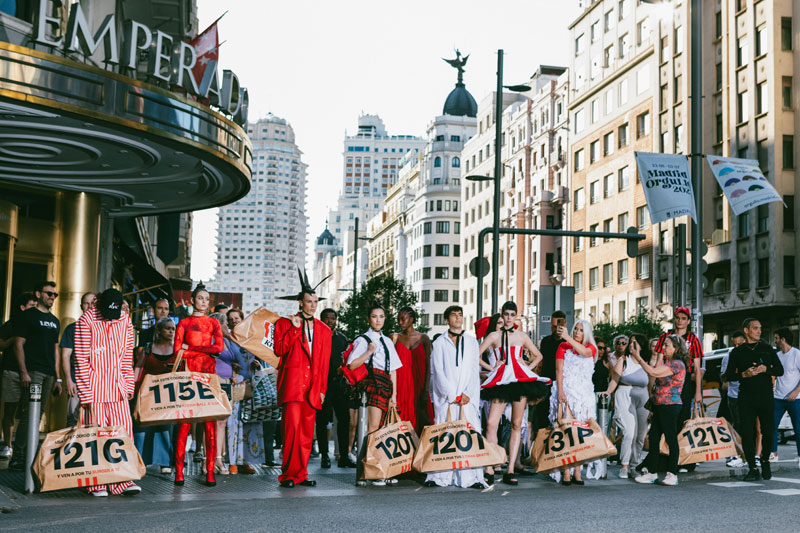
left=466, top=49, right=532, bottom=316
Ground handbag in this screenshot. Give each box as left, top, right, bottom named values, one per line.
left=339, top=335, right=373, bottom=386
left=239, top=370, right=280, bottom=423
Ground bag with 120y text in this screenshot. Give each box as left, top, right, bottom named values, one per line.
left=361, top=405, right=419, bottom=480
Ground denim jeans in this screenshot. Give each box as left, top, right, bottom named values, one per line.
left=772, top=398, right=800, bottom=455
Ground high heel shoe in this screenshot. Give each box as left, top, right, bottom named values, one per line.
left=561, top=478, right=572, bottom=486
left=215, top=456, right=229, bottom=475
left=572, top=479, right=585, bottom=486
left=502, top=473, right=518, bottom=486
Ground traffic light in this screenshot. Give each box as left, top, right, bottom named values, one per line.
left=626, top=226, right=639, bottom=258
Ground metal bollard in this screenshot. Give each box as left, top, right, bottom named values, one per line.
left=354, top=391, right=368, bottom=486
left=24, top=383, right=42, bottom=494
left=596, top=394, right=611, bottom=480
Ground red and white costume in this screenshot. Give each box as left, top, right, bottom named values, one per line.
left=273, top=314, right=331, bottom=484
left=74, top=306, right=136, bottom=495
left=480, top=328, right=551, bottom=403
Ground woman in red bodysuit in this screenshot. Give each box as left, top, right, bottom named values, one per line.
left=395, top=307, right=433, bottom=432
left=173, top=283, right=223, bottom=486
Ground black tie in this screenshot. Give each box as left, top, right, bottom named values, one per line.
left=500, top=327, right=514, bottom=362
left=377, top=334, right=391, bottom=373
left=301, top=314, right=314, bottom=353
left=448, top=330, right=463, bottom=366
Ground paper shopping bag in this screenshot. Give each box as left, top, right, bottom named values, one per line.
left=230, top=307, right=281, bottom=368
left=660, top=404, right=742, bottom=464
left=134, top=353, right=231, bottom=425
left=361, top=406, right=419, bottom=480
left=33, top=407, right=146, bottom=492
left=532, top=402, right=617, bottom=474
left=412, top=405, right=506, bottom=473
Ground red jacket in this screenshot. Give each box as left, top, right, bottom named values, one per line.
left=273, top=315, right=331, bottom=409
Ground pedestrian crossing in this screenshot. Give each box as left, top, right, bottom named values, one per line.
left=708, top=475, right=800, bottom=496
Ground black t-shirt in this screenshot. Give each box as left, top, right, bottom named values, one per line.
left=724, top=341, right=783, bottom=399
left=593, top=359, right=610, bottom=392
left=0, top=318, right=19, bottom=372
left=137, top=327, right=155, bottom=351
left=14, top=307, right=60, bottom=376
left=328, top=330, right=349, bottom=384
left=539, top=333, right=561, bottom=380
left=59, top=322, right=77, bottom=380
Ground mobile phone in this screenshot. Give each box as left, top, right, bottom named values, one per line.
left=557, top=318, right=566, bottom=327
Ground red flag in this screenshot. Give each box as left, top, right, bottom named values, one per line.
left=190, top=21, right=219, bottom=88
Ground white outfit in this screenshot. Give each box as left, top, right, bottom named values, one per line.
left=347, top=329, right=403, bottom=372
left=775, top=347, right=800, bottom=399
left=426, top=332, right=487, bottom=488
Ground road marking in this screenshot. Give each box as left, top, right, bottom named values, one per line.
left=707, top=482, right=763, bottom=488
left=501, top=491, right=509, bottom=496
left=756, top=489, right=800, bottom=496
left=770, top=477, right=800, bottom=484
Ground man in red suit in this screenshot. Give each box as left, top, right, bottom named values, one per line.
left=274, top=269, right=332, bottom=488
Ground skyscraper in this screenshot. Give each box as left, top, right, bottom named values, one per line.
left=214, top=114, right=307, bottom=315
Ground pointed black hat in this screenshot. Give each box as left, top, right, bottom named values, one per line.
left=277, top=266, right=331, bottom=301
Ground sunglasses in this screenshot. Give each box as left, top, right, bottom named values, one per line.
left=615, top=340, right=628, bottom=346
left=42, top=291, right=59, bottom=298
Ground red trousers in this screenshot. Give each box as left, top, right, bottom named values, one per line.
left=83, top=401, right=136, bottom=495
left=279, top=401, right=317, bottom=483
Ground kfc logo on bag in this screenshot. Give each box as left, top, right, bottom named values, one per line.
left=191, top=374, right=211, bottom=384
left=262, top=322, right=275, bottom=349
left=571, top=421, right=590, bottom=428
left=399, top=424, right=408, bottom=431
left=98, top=430, right=120, bottom=437
left=466, top=423, right=475, bottom=430
left=711, top=420, right=722, bottom=426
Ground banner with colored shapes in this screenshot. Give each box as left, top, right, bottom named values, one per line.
left=706, top=155, right=784, bottom=216
left=634, top=152, right=697, bottom=224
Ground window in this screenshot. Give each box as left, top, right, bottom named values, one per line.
left=636, top=253, right=650, bottom=280
left=452, top=156, right=460, bottom=167
left=574, top=109, right=585, bottom=133
left=436, top=221, right=450, bottom=233
left=421, top=290, right=430, bottom=302
left=717, top=113, right=724, bottom=143
left=757, top=258, right=769, bottom=288
left=636, top=206, right=650, bottom=230
left=591, top=99, right=599, bottom=123
left=618, top=259, right=629, bottom=283
left=590, top=223, right=599, bottom=247
left=618, top=33, right=629, bottom=59
left=784, top=196, right=795, bottom=230
left=757, top=205, right=769, bottom=233
left=453, top=290, right=459, bottom=302
left=424, top=222, right=432, bottom=234
left=755, top=25, right=767, bottom=56
left=637, top=64, right=650, bottom=94
left=603, top=218, right=613, bottom=241
left=739, top=261, right=750, bottom=290
left=783, top=77, right=793, bottom=108
left=737, top=38, right=749, bottom=67
left=591, top=20, right=599, bottom=42
left=590, top=267, right=599, bottom=290
left=674, top=124, right=684, bottom=152
left=574, top=148, right=585, bottom=171
left=590, top=181, right=600, bottom=204
left=756, top=82, right=768, bottom=114
left=604, top=132, right=615, bottom=156
left=575, top=33, right=585, bottom=55
left=619, top=79, right=629, bottom=105
left=604, top=10, right=613, bottom=32
left=434, top=156, right=441, bottom=167
left=783, top=136, right=794, bottom=169
left=434, top=290, right=448, bottom=302
left=637, top=111, right=650, bottom=138
left=435, top=267, right=449, bottom=279
left=618, top=0, right=628, bottom=20
left=738, top=212, right=750, bottom=238
left=574, top=188, right=585, bottom=210
left=453, top=267, right=460, bottom=279
left=433, top=314, right=446, bottom=326
left=590, top=141, right=600, bottom=163
left=618, top=212, right=629, bottom=231
left=674, top=25, right=684, bottom=54
left=618, top=123, right=629, bottom=147
left=603, top=174, right=614, bottom=198
left=660, top=35, right=671, bottom=63
left=716, top=62, right=723, bottom=91
left=785, top=256, right=796, bottom=286
left=574, top=236, right=584, bottom=252
left=738, top=91, right=749, bottom=123
left=660, top=83, right=669, bottom=109
left=637, top=18, right=649, bottom=46
left=454, top=244, right=460, bottom=257
left=435, top=244, right=449, bottom=256
left=423, top=245, right=432, bottom=257
left=450, top=135, right=460, bottom=142
left=603, top=263, right=613, bottom=287
left=782, top=18, right=792, bottom=51
left=423, top=267, right=431, bottom=280
left=618, top=165, right=630, bottom=191
left=674, top=74, right=682, bottom=103
left=605, top=88, right=615, bottom=112
left=574, top=271, right=584, bottom=293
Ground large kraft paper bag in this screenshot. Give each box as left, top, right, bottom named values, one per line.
left=230, top=307, right=281, bottom=368
left=362, top=406, right=419, bottom=480
left=134, top=353, right=231, bottom=425
left=412, top=405, right=506, bottom=473
left=33, top=408, right=146, bottom=492
left=532, top=402, right=617, bottom=474
left=660, top=405, right=742, bottom=464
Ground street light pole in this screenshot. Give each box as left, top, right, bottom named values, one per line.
left=491, top=49, right=503, bottom=315
left=353, top=216, right=359, bottom=294
left=690, top=0, right=703, bottom=342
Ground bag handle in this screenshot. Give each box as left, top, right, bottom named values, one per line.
left=171, top=350, right=184, bottom=373
left=692, top=401, right=706, bottom=419
left=446, top=403, right=454, bottom=423
left=76, top=405, right=99, bottom=428
left=556, top=400, right=575, bottom=423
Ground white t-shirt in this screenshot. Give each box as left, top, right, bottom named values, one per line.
left=774, top=346, right=800, bottom=399
left=347, top=330, right=403, bottom=373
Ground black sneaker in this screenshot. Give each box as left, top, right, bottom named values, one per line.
left=8, top=459, right=24, bottom=471
left=761, top=460, right=772, bottom=480
left=743, top=469, right=761, bottom=481
left=321, top=456, right=331, bottom=469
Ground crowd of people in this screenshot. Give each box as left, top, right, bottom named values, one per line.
left=0, top=277, right=798, bottom=495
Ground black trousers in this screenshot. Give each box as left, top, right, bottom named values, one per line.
left=645, top=404, right=682, bottom=475
left=739, top=393, right=775, bottom=470
left=315, top=386, right=351, bottom=458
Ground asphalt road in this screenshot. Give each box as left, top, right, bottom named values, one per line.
left=3, top=466, right=800, bottom=532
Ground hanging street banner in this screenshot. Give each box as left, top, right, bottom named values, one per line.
left=706, top=155, right=784, bottom=215
left=634, top=152, right=697, bottom=224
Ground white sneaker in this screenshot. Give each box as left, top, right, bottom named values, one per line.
left=769, top=452, right=779, bottom=463
left=678, top=467, right=689, bottom=473
left=122, top=484, right=141, bottom=495
left=91, top=490, right=109, bottom=497
left=386, top=478, right=398, bottom=485
left=634, top=473, right=659, bottom=484
left=662, top=473, right=678, bottom=486
left=755, top=457, right=762, bottom=467
left=0, top=445, right=11, bottom=458
left=348, top=451, right=358, bottom=464
left=371, top=479, right=386, bottom=486
left=727, top=457, right=745, bottom=468
left=619, top=467, right=629, bottom=479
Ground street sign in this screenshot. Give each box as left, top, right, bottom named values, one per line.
left=469, top=256, right=490, bottom=278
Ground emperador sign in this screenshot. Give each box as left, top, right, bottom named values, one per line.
left=33, top=0, right=249, bottom=126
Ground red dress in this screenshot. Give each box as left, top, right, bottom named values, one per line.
left=394, top=341, right=417, bottom=429
left=410, top=341, right=434, bottom=430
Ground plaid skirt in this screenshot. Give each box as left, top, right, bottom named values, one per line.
left=350, top=368, right=393, bottom=412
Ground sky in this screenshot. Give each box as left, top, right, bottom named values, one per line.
left=190, top=0, right=583, bottom=282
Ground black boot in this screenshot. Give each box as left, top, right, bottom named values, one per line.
left=321, top=455, right=331, bottom=469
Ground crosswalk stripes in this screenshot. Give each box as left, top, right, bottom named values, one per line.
left=708, top=476, right=800, bottom=496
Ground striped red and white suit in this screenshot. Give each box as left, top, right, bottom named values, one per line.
left=74, top=305, right=137, bottom=494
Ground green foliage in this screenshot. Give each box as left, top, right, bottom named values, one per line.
left=337, top=274, right=427, bottom=340
left=592, top=311, right=666, bottom=344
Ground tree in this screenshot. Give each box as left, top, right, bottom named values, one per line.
left=591, top=311, right=667, bottom=345
left=337, top=274, right=427, bottom=340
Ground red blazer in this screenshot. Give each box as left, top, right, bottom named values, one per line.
left=273, top=315, right=331, bottom=409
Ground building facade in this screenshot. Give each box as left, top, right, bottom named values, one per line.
left=213, top=114, right=307, bottom=315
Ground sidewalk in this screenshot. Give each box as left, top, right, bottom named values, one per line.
left=1, top=444, right=797, bottom=511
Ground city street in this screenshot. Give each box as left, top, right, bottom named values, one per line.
left=2, top=446, right=799, bottom=532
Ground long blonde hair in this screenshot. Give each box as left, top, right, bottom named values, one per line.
left=574, top=319, right=597, bottom=358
